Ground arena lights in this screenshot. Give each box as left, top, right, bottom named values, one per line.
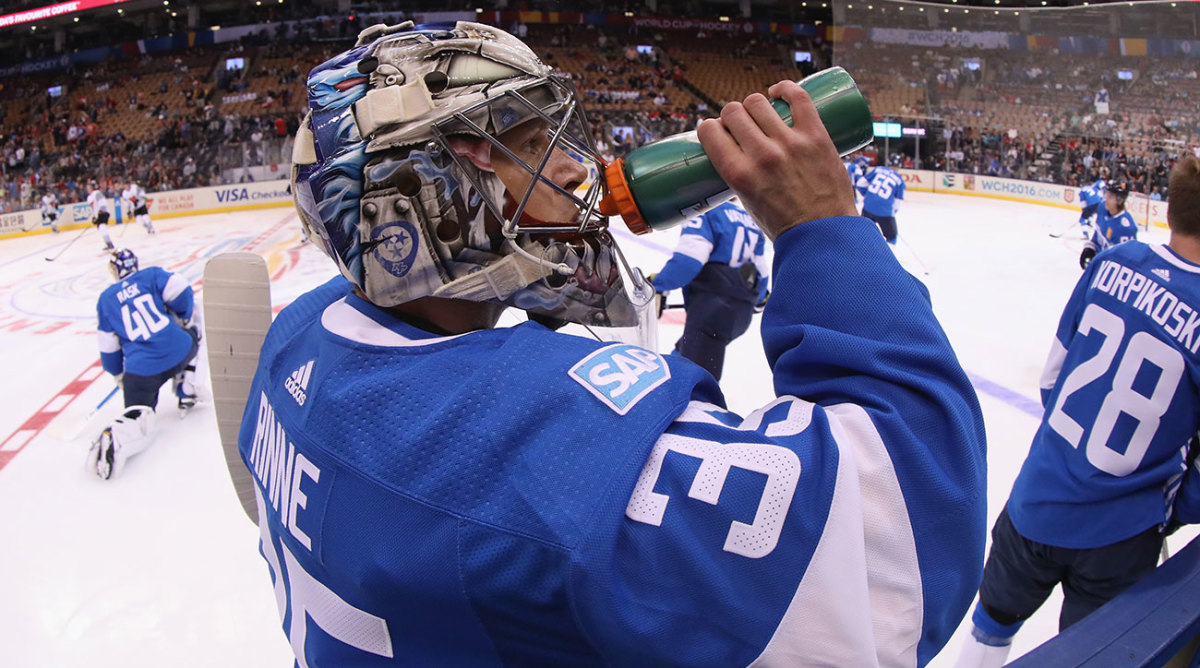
left=0, top=0, right=133, bottom=29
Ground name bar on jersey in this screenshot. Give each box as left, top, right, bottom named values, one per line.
left=248, top=392, right=322, bottom=551
left=1091, top=259, right=1200, bottom=354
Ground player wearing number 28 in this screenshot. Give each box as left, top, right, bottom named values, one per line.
left=957, top=155, right=1200, bottom=667
left=241, top=21, right=985, bottom=667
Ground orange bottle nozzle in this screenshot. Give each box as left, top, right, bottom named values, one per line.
left=597, top=193, right=618, bottom=217
left=599, top=159, right=651, bottom=235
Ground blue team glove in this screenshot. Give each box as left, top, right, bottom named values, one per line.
left=648, top=273, right=667, bottom=318
left=755, top=290, right=770, bottom=314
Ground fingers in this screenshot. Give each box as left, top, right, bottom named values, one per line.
left=697, top=78, right=857, bottom=239
left=769, top=80, right=835, bottom=149
left=696, top=112, right=740, bottom=179
left=741, top=91, right=794, bottom=143
left=699, top=95, right=785, bottom=195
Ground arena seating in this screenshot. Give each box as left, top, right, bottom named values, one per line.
left=0, top=14, right=1196, bottom=211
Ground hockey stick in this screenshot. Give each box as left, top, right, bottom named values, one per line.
left=44, top=225, right=90, bottom=262
left=89, top=385, right=120, bottom=418
left=1049, top=219, right=1088, bottom=239
left=203, top=252, right=272, bottom=523
left=46, top=382, right=121, bottom=442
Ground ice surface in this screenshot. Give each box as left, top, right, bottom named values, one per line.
left=0, top=194, right=1192, bottom=666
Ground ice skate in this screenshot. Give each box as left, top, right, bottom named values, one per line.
left=88, top=427, right=118, bottom=480
left=178, top=393, right=197, bottom=415
left=174, top=369, right=199, bottom=416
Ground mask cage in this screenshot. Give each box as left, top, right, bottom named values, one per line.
left=430, top=75, right=610, bottom=238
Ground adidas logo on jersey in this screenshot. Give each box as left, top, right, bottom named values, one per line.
left=1152, top=268, right=1171, bottom=282
left=284, top=360, right=315, bottom=406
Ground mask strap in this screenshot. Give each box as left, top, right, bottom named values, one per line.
left=431, top=239, right=569, bottom=302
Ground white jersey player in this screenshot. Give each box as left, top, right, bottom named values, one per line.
left=39, top=191, right=60, bottom=233
left=121, top=182, right=154, bottom=234
left=86, top=182, right=114, bottom=250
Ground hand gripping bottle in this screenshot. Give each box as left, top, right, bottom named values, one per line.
left=598, top=66, right=873, bottom=234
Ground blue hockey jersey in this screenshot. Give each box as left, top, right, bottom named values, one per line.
left=846, top=160, right=865, bottom=186
left=1089, top=206, right=1139, bottom=251
left=239, top=217, right=986, bottom=667
left=652, top=200, right=769, bottom=303
left=1010, top=242, right=1200, bottom=549
left=96, top=266, right=195, bottom=376
left=857, top=166, right=906, bottom=218
left=1080, top=179, right=1107, bottom=207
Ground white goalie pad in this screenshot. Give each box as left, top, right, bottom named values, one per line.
left=112, top=406, right=156, bottom=457
left=88, top=405, right=156, bottom=480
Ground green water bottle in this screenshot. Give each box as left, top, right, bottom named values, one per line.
left=598, top=66, right=873, bottom=233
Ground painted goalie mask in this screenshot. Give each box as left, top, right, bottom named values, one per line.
left=109, top=248, right=138, bottom=280
left=292, top=20, right=650, bottom=327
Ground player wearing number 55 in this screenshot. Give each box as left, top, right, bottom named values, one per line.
left=956, top=155, right=1200, bottom=667
left=89, top=248, right=201, bottom=480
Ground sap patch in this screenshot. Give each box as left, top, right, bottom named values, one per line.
left=569, top=344, right=670, bottom=415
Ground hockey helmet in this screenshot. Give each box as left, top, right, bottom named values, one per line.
left=1107, top=180, right=1130, bottom=198
left=109, top=248, right=138, bottom=280
left=290, top=21, right=650, bottom=328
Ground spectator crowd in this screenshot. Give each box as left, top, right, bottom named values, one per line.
left=1, top=11, right=1197, bottom=213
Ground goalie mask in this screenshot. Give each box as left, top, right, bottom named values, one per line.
left=109, top=248, right=138, bottom=280
left=291, top=21, right=651, bottom=328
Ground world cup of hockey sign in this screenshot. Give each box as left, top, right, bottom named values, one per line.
left=633, top=17, right=753, bottom=33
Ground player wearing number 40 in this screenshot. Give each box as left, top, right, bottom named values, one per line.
left=955, top=155, right=1200, bottom=668
left=88, top=248, right=201, bottom=480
